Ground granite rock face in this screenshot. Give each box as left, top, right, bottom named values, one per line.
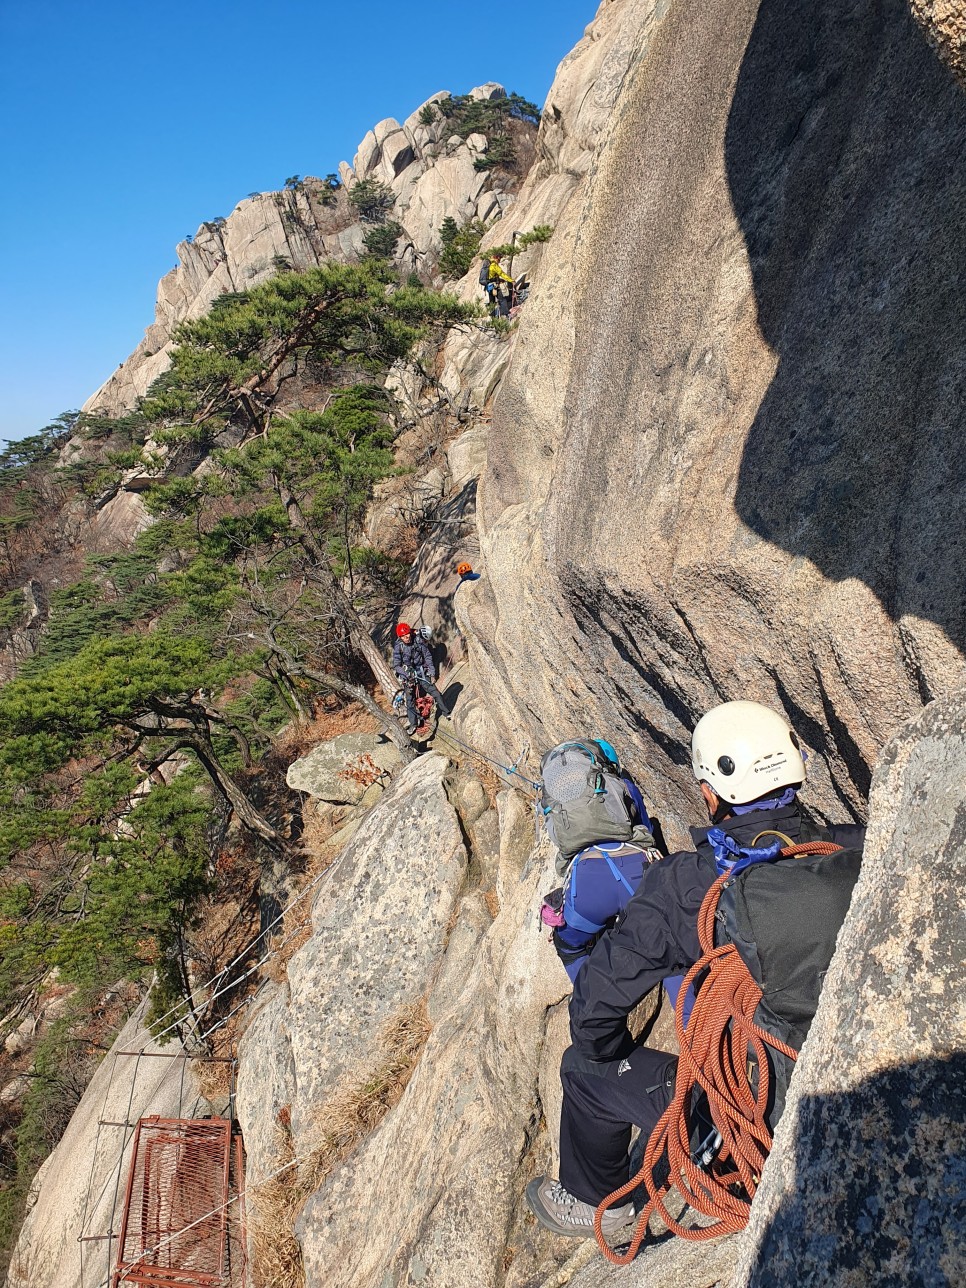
left=7, top=1004, right=199, bottom=1288
left=285, top=732, right=403, bottom=804
left=462, top=0, right=966, bottom=849
left=236, top=754, right=471, bottom=1163
left=733, top=685, right=966, bottom=1285
left=82, top=83, right=522, bottom=420
left=292, top=789, right=569, bottom=1288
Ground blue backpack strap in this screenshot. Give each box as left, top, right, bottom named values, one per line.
left=707, top=827, right=783, bottom=877
left=563, top=855, right=607, bottom=934
left=622, top=777, right=652, bottom=830
left=597, top=844, right=637, bottom=896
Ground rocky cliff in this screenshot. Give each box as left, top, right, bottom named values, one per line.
left=461, top=0, right=966, bottom=849
left=81, top=84, right=522, bottom=422
left=11, top=0, right=966, bottom=1285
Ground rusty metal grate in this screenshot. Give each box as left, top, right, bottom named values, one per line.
left=112, top=1116, right=246, bottom=1287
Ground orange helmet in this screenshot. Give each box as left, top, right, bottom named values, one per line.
left=395, top=622, right=412, bottom=637
left=456, top=562, right=473, bottom=577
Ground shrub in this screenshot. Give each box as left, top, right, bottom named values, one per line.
left=473, top=133, right=517, bottom=172
left=362, top=220, right=404, bottom=260
left=439, top=217, right=488, bottom=279
left=349, top=179, right=395, bottom=224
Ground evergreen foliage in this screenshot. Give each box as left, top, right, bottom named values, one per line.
left=140, top=260, right=470, bottom=441
left=362, top=220, right=405, bottom=260
left=473, top=134, right=517, bottom=173
left=439, top=217, right=488, bottom=279
left=348, top=178, right=396, bottom=224
left=486, top=224, right=555, bottom=261
left=431, top=90, right=541, bottom=174
left=433, top=91, right=540, bottom=134
left=0, top=259, right=480, bottom=1256
left=0, top=261, right=475, bottom=1042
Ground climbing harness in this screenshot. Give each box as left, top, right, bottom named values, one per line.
left=593, top=840, right=844, bottom=1265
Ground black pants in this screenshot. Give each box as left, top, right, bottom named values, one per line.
left=405, top=677, right=450, bottom=725
left=486, top=284, right=510, bottom=318
left=559, top=1045, right=678, bottom=1205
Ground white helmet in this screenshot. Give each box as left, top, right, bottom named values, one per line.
left=691, top=701, right=806, bottom=804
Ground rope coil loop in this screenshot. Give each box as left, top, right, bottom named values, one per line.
left=594, top=840, right=842, bottom=1264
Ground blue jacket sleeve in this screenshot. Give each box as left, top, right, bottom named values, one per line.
left=568, top=850, right=715, bottom=1061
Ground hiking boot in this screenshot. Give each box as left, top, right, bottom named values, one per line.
left=403, top=723, right=418, bottom=735
left=525, top=1176, right=634, bottom=1240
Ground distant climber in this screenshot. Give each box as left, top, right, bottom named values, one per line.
left=539, top=742, right=657, bottom=966
left=539, top=739, right=695, bottom=1024
left=482, top=253, right=514, bottom=319
left=456, top=561, right=481, bottom=582
left=392, top=622, right=451, bottom=734
left=526, top=701, right=865, bottom=1244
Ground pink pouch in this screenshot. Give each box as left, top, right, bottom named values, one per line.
left=538, top=896, right=566, bottom=927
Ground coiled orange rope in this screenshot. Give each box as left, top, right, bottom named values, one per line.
left=593, top=841, right=842, bottom=1264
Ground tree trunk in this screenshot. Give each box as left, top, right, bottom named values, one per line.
left=263, top=634, right=416, bottom=762
left=176, top=733, right=284, bottom=847
left=271, top=474, right=400, bottom=701
left=297, top=666, right=416, bottom=761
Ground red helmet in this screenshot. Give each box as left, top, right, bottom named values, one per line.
left=395, top=622, right=412, bottom=638
left=456, top=562, right=473, bottom=577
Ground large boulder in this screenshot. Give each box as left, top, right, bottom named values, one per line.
left=285, top=732, right=403, bottom=804
left=292, top=789, right=569, bottom=1288
left=237, top=754, right=470, bottom=1160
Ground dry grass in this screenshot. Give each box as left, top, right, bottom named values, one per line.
left=192, top=1055, right=235, bottom=1104
left=273, top=701, right=380, bottom=763
left=483, top=887, right=501, bottom=919
left=304, top=999, right=431, bottom=1181
left=474, top=760, right=502, bottom=808
left=247, top=1001, right=432, bottom=1288
left=249, top=1118, right=302, bottom=1288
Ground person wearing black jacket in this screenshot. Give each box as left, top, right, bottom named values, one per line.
left=392, top=622, right=451, bottom=732
left=526, top=700, right=865, bottom=1240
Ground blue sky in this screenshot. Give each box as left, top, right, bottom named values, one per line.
left=0, top=0, right=598, bottom=442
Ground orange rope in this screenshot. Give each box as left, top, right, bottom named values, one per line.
left=593, top=841, right=842, bottom=1263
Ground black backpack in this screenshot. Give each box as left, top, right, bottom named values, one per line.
left=478, top=258, right=491, bottom=287
left=715, top=842, right=863, bottom=1123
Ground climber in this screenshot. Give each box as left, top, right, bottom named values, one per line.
left=538, top=741, right=661, bottom=978
left=392, top=622, right=451, bottom=733
left=525, top=700, right=866, bottom=1242
left=456, top=561, right=481, bottom=582
left=483, top=253, right=514, bottom=319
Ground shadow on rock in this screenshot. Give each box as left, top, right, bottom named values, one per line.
left=746, top=1050, right=966, bottom=1283
left=728, top=0, right=966, bottom=670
